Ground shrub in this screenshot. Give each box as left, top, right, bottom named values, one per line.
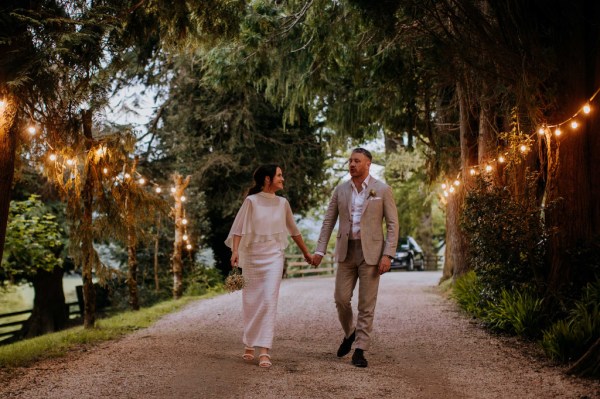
left=542, top=279, right=600, bottom=362
left=460, top=174, right=547, bottom=302
left=184, top=264, right=223, bottom=296
left=451, top=271, right=487, bottom=318
left=484, top=288, right=544, bottom=337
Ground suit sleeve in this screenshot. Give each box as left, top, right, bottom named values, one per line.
left=315, top=186, right=340, bottom=254
left=382, top=185, right=399, bottom=258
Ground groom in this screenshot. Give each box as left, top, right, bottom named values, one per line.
left=312, top=148, right=399, bottom=367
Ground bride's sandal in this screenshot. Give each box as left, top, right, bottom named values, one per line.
left=242, top=347, right=255, bottom=361
left=258, top=353, right=272, bottom=368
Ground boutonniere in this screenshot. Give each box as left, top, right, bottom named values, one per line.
left=368, top=189, right=376, bottom=198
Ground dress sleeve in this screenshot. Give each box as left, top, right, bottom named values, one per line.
left=285, top=200, right=301, bottom=236
left=224, top=197, right=252, bottom=248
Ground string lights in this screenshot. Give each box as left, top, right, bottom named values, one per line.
left=23, top=122, right=196, bottom=253
left=440, top=86, right=600, bottom=198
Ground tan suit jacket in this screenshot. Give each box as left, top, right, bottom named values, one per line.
left=316, top=177, right=399, bottom=265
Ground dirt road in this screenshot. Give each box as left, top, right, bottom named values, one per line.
left=1, top=271, right=598, bottom=398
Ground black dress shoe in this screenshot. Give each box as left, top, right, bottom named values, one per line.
left=351, top=348, right=368, bottom=368
left=336, top=330, right=356, bottom=357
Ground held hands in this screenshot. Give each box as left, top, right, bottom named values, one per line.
left=311, top=254, right=323, bottom=268
left=303, top=252, right=313, bottom=265
left=378, top=256, right=392, bottom=275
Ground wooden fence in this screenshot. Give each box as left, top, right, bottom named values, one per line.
left=0, top=301, right=80, bottom=344
left=284, top=253, right=443, bottom=277
left=283, top=254, right=336, bottom=278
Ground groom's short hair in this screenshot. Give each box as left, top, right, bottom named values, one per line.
left=352, top=147, right=372, bottom=161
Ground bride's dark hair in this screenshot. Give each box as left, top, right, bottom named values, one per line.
left=247, top=164, right=280, bottom=196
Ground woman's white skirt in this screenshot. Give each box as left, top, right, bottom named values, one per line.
left=240, top=240, right=284, bottom=349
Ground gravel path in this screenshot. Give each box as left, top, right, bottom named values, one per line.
left=1, top=271, right=598, bottom=398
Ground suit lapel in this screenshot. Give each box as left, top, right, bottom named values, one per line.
left=362, top=177, right=378, bottom=214
left=345, top=181, right=353, bottom=216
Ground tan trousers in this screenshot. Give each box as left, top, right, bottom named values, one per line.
left=334, top=240, right=380, bottom=351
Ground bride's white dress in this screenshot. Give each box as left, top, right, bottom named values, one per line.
left=225, top=192, right=300, bottom=348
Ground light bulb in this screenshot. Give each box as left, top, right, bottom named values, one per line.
left=538, top=127, right=545, bottom=135
left=170, top=187, right=176, bottom=193
left=441, top=183, right=447, bottom=189
left=519, top=145, right=527, bottom=153
left=443, top=191, right=449, bottom=197
left=0, top=100, right=5, bottom=107
left=469, top=168, right=476, bottom=176
left=27, top=126, right=36, bottom=135
left=182, top=218, right=188, bottom=225
left=95, top=147, right=106, bottom=157
left=186, top=244, right=192, bottom=250
left=66, top=159, right=75, bottom=166
left=124, top=173, right=131, bottom=179
left=180, top=195, right=186, bottom=202
left=485, top=165, right=493, bottom=172
left=103, top=167, right=108, bottom=174
left=449, top=186, right=455, bottom=193
left=138, top=178, right=146, bottom=185
left=555, top=128, right=562, bottom=136
left=49, top=154, right=57, bottom=161
left=183, top=234, right=188, bottom=241
left=498, top=156, right=505, bottom=163
left=155, top=187, right=162, bottom=193
left=583, top=104, right=591, bottom=114
left=453, top=180, right=460, bottom=186
left=571, top=121, right=578, bottom=129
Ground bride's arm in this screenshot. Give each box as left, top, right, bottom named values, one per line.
left=231, top=235, right=242, bottom=267
left=291, top=234, right=312, bottom=264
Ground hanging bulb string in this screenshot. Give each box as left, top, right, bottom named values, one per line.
left=546, top=86, right=600, bottom=128
left=440, top=84, right=600, bottom=197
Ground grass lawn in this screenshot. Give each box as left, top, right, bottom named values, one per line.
left=0, top=290, right=222, bottom=368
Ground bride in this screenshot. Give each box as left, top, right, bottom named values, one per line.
left=225, top=164, right=312, bottom=368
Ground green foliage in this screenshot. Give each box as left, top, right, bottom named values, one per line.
left=451, top=271, right=486, bottom=318
left=484, top=288, right=544, bottom=337
left=460, top=174, right=547, bottom=301
left=184, top=264, right=224, bottom=296
left=542, top=279, right=600, bottom=362
left=151, top=52, right=327, bottom=276
left=1, top=196, right=64, bottom=283
left=386, top=150, right=430, bottom=236
left=453, top=271, right=546, bottom=338
left=0, top=294, right=212, bottom=368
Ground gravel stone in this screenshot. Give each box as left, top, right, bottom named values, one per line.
left=0, top=271, right=598, bottom=398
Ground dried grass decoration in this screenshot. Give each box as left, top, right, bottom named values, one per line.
left=225, top=267, right=245, bottom=293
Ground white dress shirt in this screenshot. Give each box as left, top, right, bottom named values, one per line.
left=350, top=175, right=371, bottom=240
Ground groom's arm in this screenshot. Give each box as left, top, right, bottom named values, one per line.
left=381, top=185, right=399, bottom=258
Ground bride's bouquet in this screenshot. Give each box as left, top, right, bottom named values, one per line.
left=224, top=268, right=245, bottom=293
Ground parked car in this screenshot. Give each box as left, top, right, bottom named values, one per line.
left=391, top=236, right=425, bottom=271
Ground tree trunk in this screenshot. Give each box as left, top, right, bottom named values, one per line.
left=154, top=213, right=160, bottom=292
left=444, top=81, right=477, bottom=279
left=171, top=173, right=190, bottom=299
left=567, top=336, right=600, bottom=378
left=22, top=266, right=67, bottom=338
left=81, top=109, right=96, bottom=328
left=416, top=202, right=434, bottom=270
left=477, top=97, right=498, bottom=179
left=127, top=224, right=139, bottom=310
left=0, top=96, right=18, bottom=266
left=544, top=2, right=598, bottom=294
